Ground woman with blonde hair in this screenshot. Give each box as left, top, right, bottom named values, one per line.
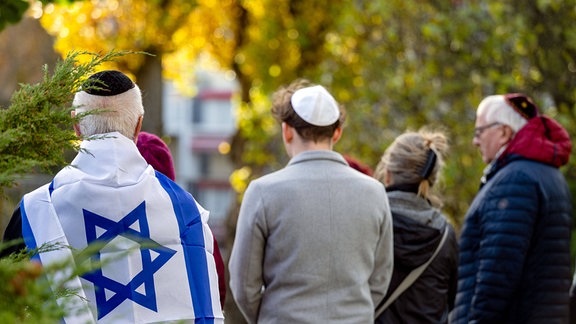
left=374, top=129, right=458, bottom=324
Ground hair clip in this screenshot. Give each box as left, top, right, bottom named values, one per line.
left=420, top=149, right=437, bottom=179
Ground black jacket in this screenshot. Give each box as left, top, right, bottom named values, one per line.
left=376, top=190, right=458, bottom=324
left=0, top=205, right=24, bottom=258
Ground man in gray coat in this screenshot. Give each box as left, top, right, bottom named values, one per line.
left=229, top=79, right=394, bottom=323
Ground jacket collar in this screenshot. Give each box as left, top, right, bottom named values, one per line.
left=287, top=150, right=348, bottom=167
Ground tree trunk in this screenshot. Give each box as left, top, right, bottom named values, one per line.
left=136, top=54, right=164, bottom=136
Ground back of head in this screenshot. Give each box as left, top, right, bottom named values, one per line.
left=271, top=79, right=346, bottom=142
left=374, top=129, right=449, bottom=207
left=137, top=131, right=175, bottom=181
left=73, top=70, right=144, bottom=139
left=477, top=93, right=539, bottom=132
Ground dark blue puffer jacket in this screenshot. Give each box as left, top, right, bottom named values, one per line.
left=451, top=115, right=573, bottom=323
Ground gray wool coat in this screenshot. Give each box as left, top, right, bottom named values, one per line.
left=229, top=150, right=394, bottom=324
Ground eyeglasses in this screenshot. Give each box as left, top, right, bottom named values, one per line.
left=474, top=122, right=501, bottom=139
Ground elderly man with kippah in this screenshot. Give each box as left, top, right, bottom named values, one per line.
left=451, top=94, right=573, bottom=323
left=1, top=70, right=224, bottom=323
left=229, top=79, right=394, bottom=323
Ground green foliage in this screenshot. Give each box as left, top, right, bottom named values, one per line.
left=0, top=242, right=75, bottom=323
left=0, top=239, right=134, bottom=322
left=0, top=50, right=132, bottom=188
left=35, top=0, right=576, bottom=230
left=0, top=0, right=81, bottom=31
left=0, top=0, right=30, bottom=31
left=224, top=0, right=576, bottom=229
left=0, top=238, right=166, bottom=322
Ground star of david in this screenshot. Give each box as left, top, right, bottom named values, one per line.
left=80, top=201, right=176, bottom=319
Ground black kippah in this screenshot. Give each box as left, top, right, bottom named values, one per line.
left=84, top=70, right=135, bottom=96
left=504, top=93, right=538, bottom=120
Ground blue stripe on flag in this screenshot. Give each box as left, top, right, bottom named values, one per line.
left=20, top=199, right=41, bottom=263
left=156, top=171, right=215, bottom=323
left=21, top=196, right=67, bottom=324
left=48, top=180, right=55, bottom=197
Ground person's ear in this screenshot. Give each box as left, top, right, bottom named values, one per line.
left=502, top=125, right=515, bottom=143
left=282, top=122, right=293, bottom=143
left=384, top=170, right=393, bottom=186
left=133, top=115, right=143, bottom=143
left=71, top=111, right=81, bottom=137
left=331, top=126, right=343, bottom=144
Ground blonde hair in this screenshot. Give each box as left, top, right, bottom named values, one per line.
left=374, top=129, right=449, bottom=207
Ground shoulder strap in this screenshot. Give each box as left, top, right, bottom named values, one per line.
left=375, top=225, right=449, bottom=318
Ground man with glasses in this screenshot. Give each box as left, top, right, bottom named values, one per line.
left=451, top=93, right=573, bottom=323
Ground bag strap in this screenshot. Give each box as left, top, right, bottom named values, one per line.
left=375, top=225, right=449, bottom=318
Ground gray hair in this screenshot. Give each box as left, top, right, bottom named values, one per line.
left=477, top=95, right=527, bottom=132
left=73, top=85, right=144, bottom=140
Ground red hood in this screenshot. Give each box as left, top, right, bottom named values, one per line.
left=501, top=115, right=572, bottom=167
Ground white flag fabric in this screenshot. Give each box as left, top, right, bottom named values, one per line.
left=20, top=132, right=224, bottom=323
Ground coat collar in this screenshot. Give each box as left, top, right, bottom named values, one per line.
left=287, top=150, right=348, bottom=167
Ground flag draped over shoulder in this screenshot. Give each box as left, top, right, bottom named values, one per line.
left=20, top=132, right=224, bottom=324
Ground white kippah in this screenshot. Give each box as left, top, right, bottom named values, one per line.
left=291, top=85, right=340, bottom=126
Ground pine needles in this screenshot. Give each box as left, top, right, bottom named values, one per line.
left=0, top=50, right=134, bottom=188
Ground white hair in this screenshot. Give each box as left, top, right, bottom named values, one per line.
left=73, top=85, right=144, bottom=140
left=477, top=95, right=527, bottom=132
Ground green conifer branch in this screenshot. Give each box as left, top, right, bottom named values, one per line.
left=0, top=50, right=134, bottom=188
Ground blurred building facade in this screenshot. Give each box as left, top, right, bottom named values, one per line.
left=163, top=69, right=238, bottom=251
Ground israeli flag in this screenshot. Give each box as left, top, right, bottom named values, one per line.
left=20, top=134, right=224, bottom=323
